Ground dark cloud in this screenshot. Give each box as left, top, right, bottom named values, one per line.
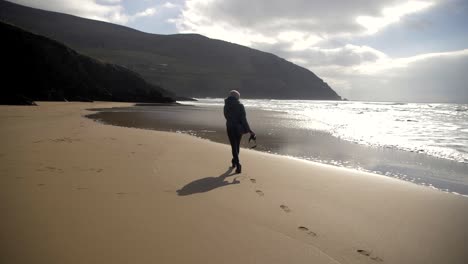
left=183, top=0, right=407, bottom=34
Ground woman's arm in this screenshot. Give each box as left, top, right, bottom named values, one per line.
left=240, top=104, right=253, bottom=134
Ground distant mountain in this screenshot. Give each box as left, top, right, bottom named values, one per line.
left=0, top=0, right=341, bottom=100
left=0, top=21, right=173, bottom=105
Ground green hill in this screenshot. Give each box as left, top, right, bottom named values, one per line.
left=0, top=21, right=173, bottom=105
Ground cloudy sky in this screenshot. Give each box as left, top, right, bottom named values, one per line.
left=9, top=0, right=468, bottom=102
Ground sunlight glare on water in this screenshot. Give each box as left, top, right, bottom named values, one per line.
left=184, top=99, right=468, bottom=164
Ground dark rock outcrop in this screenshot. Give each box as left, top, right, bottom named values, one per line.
left=0, top=21, right=174, bottom=105
left=0, top=0, right=341, bottom=100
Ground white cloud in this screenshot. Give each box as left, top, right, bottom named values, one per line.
left=356, top=1, right=434, bottom=34
left=313, top=49, right=468, bottom=102
left=350, top=48, right=468, bottom=75
left=288, top=44, right=388, bottom=67
left=172, top=10, right=277, bottom=46
left=99, top=0, right=121, bottom=3
left=276, top=31, right=323, bottom=51
left=9, top=0, right=157, bottom=24
left=132, top=7, right=157, bottom=19
left=10, top=0, right=124, bottom=22
left=175, top=0, right=441, bottom=46
left=163, top=2, right=178, bottom=9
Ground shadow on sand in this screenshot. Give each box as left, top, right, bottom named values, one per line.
left=177, top=167, right=240, bottom=196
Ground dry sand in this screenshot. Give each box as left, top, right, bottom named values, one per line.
left=1, top=102, right=467, bottom=264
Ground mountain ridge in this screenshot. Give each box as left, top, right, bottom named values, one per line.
left=0, top=0, right=341, bottom=100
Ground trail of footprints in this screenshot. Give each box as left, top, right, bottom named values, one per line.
left=248, top=176, right=384, bottom=262
left=36, top=166, right=103, bottom=174
left=26, top=166, right=384, bottom=261
left=29, top=165, right=106, bottom=193
left=36, top=166, right=64, bottom=173
left=50, top=137, right=81, bottom=143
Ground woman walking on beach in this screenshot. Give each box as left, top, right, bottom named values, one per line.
left=224, top=90, right=255, bottom=173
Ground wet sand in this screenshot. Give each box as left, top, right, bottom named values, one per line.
left=88, top=103, right=468, bottom=195
left=2, top=102, right=468, bottom=264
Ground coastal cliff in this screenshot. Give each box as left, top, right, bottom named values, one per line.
left=0, top=21, right=173, bottom=105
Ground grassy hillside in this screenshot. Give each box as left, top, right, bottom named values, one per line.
left=0, top=21, right=173, bottom=105
left=0, top=0, right=341, bottom=100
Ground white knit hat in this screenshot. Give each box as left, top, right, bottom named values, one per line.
left=229, top=90, right=240, bottom=99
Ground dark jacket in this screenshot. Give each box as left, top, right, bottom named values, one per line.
left=224, top=96, right=251, bottom=134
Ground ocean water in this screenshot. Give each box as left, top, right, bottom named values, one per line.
left=88, top=99, right=468, bottom=195
left=184, top=99, right=468, bottom=165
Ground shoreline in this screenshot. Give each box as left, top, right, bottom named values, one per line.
left=2, top=102, right=468, bottom=264
left=87, top=103, right=468, bottom=196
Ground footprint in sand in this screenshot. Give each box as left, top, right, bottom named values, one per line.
left=87, top=168, right=103, bottom=173
left=357, top=250, right=371, bottom=256
left=255, top=190, right=264, bottom=196
left=44, top=166, right=64, bottom=173
left=51, top=137, right=80, bottom=143
left=357, top=250, right=384, bottom=262
left=298, top=226, right=317, bottom=237
left=280, top=205, right=291, bottom=213
left=250, top=179, right=256, bottom=183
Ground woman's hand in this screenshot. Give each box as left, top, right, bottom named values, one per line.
left=249, top=131, right=256, bottom=141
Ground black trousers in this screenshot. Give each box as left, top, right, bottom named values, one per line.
left=227, top=126, right=242, bottom=166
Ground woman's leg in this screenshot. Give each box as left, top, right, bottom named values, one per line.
left=234, top=133, right=243, bottom=173
left=236, top=133, right=242, bottom=162
left=227, top=128, right=239, bottom=166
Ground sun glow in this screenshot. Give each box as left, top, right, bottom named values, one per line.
left=356, top=1, right=434, bottom=34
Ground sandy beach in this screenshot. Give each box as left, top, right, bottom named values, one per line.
left=1, top=102, right=468, bottom=264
